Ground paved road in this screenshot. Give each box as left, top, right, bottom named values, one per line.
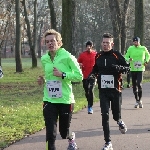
left=4, top=82, right=150, bottom=150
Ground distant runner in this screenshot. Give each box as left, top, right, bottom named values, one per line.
left=125, top=37, right=150, bottom=108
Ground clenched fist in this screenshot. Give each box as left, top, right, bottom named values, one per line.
left=37, top=76, right=45, bottom=85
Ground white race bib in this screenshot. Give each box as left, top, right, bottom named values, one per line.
left=46, top=80, right=62, bottom=98
left=101, top=75, right=114, bottom=88
left=134, top=61, right=142, bottom=68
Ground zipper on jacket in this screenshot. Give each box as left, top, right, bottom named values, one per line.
left=105, top=59, right=106, bottom=66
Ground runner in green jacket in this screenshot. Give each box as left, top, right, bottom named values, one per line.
left=125, top=37, right=150, bottom=108
left=37, top=29, right=83, bottom=150
left=41, top=48, right=82, bottom=104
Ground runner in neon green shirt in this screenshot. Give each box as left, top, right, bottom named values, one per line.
left=41, top=48, right=82, bottom=104
left=125, top=37, right=150, bottom=108
left=37, top=29, right=82, bottom=150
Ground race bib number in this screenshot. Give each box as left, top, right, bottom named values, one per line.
left=134, top=61, right=142, bottom=68
left=101, top=75, right=114, bottom=88
left=46, top=80, right=62, bottom=98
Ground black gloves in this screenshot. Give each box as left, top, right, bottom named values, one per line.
left=87, top=74, right=96, bottom=80
left=112, top=64, right=130, bottom=74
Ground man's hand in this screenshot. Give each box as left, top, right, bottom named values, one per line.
left=87, top=74, right=95, bottom=80
left=129, top=58, right=133, bottom=62
left=144, top=62, right=148, bottom=66
left=53, top=67, right=62, bottom=77
left=79, top=63, right=83, bottom=68
left=37, top=76, right=45, bottom=85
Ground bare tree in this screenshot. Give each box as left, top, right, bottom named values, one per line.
left=61, top=0, right=76, bottom=55
left=22, top=0, right=37, bottom=68
left=0, top=0, right=15, bottom=66
left=108, top=0, right=130, bottom=54
left=121, top=0, right=130, bottom=54
left=37, top=20, right=43, bottom=58
left=32, top=0, right=38, bottom=67
left=74, top=0, right=112, bottom=54
left=15, top=0, right=23, bottom=72
left=134, top=0, right=144, bottom=45
left=0, top=21, right=9, bottom=66
left=48, top=0, right=57, bottom=30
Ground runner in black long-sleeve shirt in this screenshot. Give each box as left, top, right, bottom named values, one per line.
left=90, top=33, right=129, bottom=150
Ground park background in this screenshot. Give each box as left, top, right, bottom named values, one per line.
left=1, top=0, right=150, bottom=149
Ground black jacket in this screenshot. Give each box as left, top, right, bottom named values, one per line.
left=91, top=49, right=129, bottom=91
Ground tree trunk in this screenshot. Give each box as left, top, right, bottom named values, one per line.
left=37, top=21, right=43, bottom=58
left=108, top=0, right=130, bottom=54
left=121, top=0, right=130, bottom=55
left=108, top=0, right=121, bottom=52
left=4, top=40, right=8, bottom=58
left=32, top=0, right=37, bottom=68
left=48, top=0, right=57, bottom=30
left=134, top=0, right=144, bottom=45
left=62, top=0, right=76, bottom=55
left=22, top=0, right=37, bottom=68
left=15, top=0, right=23, bottom=72
left=37, top=34, right=41, bottom=58
left=30, top=47, right=37, bottom=67
left=71, top=0, right=76, bottom=56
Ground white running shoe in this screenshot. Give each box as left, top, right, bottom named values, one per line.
left=139, top=101, right=143, bottom=108
left=134, top=101, right=139, bottom=108
left=101, top=142, right=113, bottom=150
left=67, top=132, right=75, bottom=140
left=67, top=132, right=77, bottom=150
left=118, top=121, right=127, bottom=134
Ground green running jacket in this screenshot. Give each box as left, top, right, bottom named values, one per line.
left=125, top=45, right=150, bottom=71
left=41, top=48, right=83, bottom=104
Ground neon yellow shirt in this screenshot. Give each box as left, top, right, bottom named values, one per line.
left=41, top=48, right=83, bottom=104
left=125, top=45, right=150, bottom=71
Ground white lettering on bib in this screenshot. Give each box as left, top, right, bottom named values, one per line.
left=134, top=61, right=142, bottom=68
left=101, top=75, right=114, bottom=88
left=46, top=80, right=62, bottom=98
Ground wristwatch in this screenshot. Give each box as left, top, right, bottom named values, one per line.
left=62, top=72, right=66, bottom=79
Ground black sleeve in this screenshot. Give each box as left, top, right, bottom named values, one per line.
left=112, top=50, right=130, bottom=74
left=88, top=53, right=99, bottom=78
left=114, top=50, right=128, bottom=67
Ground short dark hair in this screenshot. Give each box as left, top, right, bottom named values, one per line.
left=102, top=33, right=113, bottom=38
left=86, top=41, right=93, bottom=47
left=133, top=37, right=140, bottom=42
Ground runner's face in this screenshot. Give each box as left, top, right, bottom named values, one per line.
left=101, top=38, right=114, bottom=52
left=45, top=35, right=60, bottom=52
left=86, top=45, right=92, bottom=52
left=133, top=41, right=139, bottom=47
